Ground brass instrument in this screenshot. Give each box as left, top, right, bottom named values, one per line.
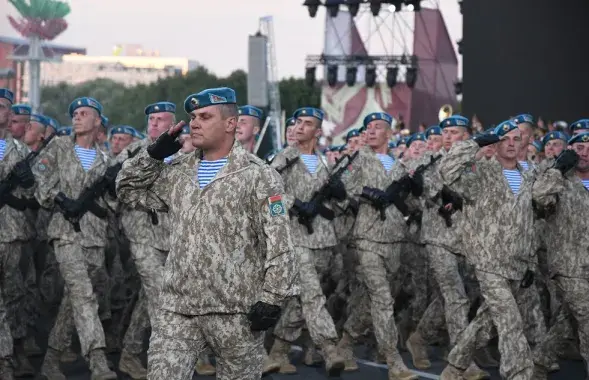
left=438, top=104, right=453, bottom=122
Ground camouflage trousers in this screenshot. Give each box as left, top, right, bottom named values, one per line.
left=147, top=310, right=264, bottom=380
left=123, top=289, right=150, bottom=354
left=0, top=241, right=27, bottom=339
left=21, top=240, right=41, bottom=335
left=0, top=289, right=13, bottom=358
left=129, top=243, right=167, bottom=321
left=48, top=241, right=107, bottom=357
left=534, top=276, right=589, bottom=371
left=397, top=242, right=431, bottom=330
left=273, top=247, right=339, bottom=346
left=38, top=241, right=64, bottom=307
left=448, top=270, right=534, bottom=380
left=415, top=245, right=470, bottom=347
left=343, top=240, right=402, bottom=357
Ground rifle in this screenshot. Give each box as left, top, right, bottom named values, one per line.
left=436, top=185, right=463, bottom=227
left=0, top=133, right=56, bottom=211
left=276, top=156, right=300, bottom=174
left=290, top=151, right=358, bottom=234
left=62, top=147, right=141, bottom=232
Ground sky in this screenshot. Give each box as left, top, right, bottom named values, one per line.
left=0, top=0, right=462, bottom=79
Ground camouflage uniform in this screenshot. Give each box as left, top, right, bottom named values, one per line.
left=116, top=143, right=298, bottom=380
left=33, top=134, right=114, bottom=377
left=532, top=168, right=589, bottom=376
left=438, top=140, right=538, bottom=380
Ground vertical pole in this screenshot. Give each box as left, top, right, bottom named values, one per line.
left=28, top=36, right=41, bottom=113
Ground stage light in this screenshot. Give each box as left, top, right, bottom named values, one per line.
left=346, top=66, right=357, bottom=86
left=457, top=39, right=463, bottom=55
left=406, top=67, right=417, bottom=88
left=365, top=66, right=377, bottom=87
left=346, top=0, right=362, bottom=17
left=305, top=66, right=316, bottom=86
left=369, top=0, right=382, bottom=16
left=303, top=0, right=321, bottom=18
left=386, top=66, right=398, bottom=88
left=325, top=0, right=343, bottom=17
left=388, top=0, right=403, bottom=12
left=327, top=65, right=338, bottom=87
left=454, top=80, right=463, bottom=95
left=404, top=0, right=421, bottom=11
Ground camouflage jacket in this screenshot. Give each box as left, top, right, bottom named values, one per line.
left=438, top=140, right=537, bottom=280
left=270, top=146, right=338, bottom=249
left=532, top=168, right=589, bottom=278
left=116, top=142, right=298, bottom=315
left=343, top=146, right=409, bottom=246
left=0, top=135, right=36, bottom=242
left=116, top=139, right=169, bottom=251
left=32, top=135, right=113, bottom=247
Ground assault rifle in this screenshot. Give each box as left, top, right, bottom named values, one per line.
left=436, top=185, right=463, bottom=227
left=62, top=147, right=141, bottom=232
left=276, top=156, right=300, bottom=174
left=0, top=133, right=55, bottom=211
left=290, top=151, right=358, bottom=234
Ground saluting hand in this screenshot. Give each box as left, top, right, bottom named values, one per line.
left=147, top=121, right=186, bottom=161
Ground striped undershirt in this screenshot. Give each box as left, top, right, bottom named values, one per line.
left=503, top=169, right=522, bottom=195
left=0, top=139, right=5, bottom=161
left=519, top=161, right=530, bottom=171
left=197, top=158, right=228, bottom=189
left=300, top=154, right=319, bottom=174
left=163, top=155, right=174, bottom=164
left=582, top=179, right=589, bottom=191
left=377, top=153, right=395, bottom=172
left=74, top=145, right=97, bottom=172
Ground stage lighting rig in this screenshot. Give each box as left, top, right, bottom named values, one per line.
left=365, top=65, right=377, bottom=87
left=404, top=0, right=421, bottom=11
left=327, top=65, right=338, bottom=87
left=303, top=0, right=321, bottom=18
left=346, top=0, right=362, bottom=17
left=406, top=66, right=417, bottom=88
left=386, top=67, right=399, bottom=88
left=346, top=66, right=358, bottom=86
left=387, top=0, right=403, bottom=12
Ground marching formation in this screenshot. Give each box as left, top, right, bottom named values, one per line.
left=0, top=85, right=588, bottom=380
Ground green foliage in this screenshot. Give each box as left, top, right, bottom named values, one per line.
left=9, top=0, right=71, bottom=19
left=40, top=67, right=321, bottom=130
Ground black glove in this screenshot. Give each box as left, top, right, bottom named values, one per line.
left=473, top=133, right=501, bottom=147
left=54, top=192, right=81, bottom=219
left=326, top=178, right=347, bottom=201
left=409, top=171, right=424, bottom=197
left=13, top=161, right=35, bottom=189
left=291, top=198, right=318, bottom=218
left=347, top=198, right=359, bottom=216
left=104, top=163, right=122, bottom=182
left=520, top=270, right=535, bottom=289
left=553, top=149, right=579, bottom=175
left=147, top=130, right=182, bottom=161
left=24, top=197, right=40, bottom=210
left=361, top=187, right=389, bottom=208
left=247, top=301, right=282, bottom=331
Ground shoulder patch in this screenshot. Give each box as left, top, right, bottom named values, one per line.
left=268, top=195, right=286, bottom=217
left=464, top=163, right=476, bottom=173
left=37, top=158, right=49, bottom=172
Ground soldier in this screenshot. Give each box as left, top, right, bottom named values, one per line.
left=236, top=105, right=262, bottom=153
left=265, top=107, right=345, bottom=376
left=542, top=131, right=568, bottom=160
left=358, top=125, right=367, bottom=147
left=531, top=133, right=589, bottom=379
left=285, top=117, right=297, bottom=147
left=97, top=115, right=110, bottom=153
left=56, top=127, right=72, bottom=136
left=9, top=104, right=30, bottom=141
left=109, top=126, right=135, bottom=157
left=570, top=119, right=589, bottom=136
left=475, top=128, right=497, bottom=160
left=395, top=137, right=407, bottom=159
left=23, top=114, right=49, bottom=151
left=513, top=114, right=535, bottom=170
left=45, top=117, right=59, bottom=139
left=117, top=87, right=298, bottom=380
left=179, top=124, right=196, bottom=153
left=438, top=120, right=543, bottom=380
left=337, top=112, right=417, bottom=380
left=33, top=96, right=116, bottom=380
left=528, top=141, right=543, bottom=164
left=345, top=129, right=362, bottom=153
left=425, top=125, right=443, bottom=152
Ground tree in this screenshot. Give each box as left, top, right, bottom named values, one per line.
left=40, top=67, right=321, bottom=130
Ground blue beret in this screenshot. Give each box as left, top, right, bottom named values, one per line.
left=494, top=120, right=519, bottom=137
left=293, top=107, right=324, bottom=121
left=145, top=101, right=176, bottom=115
left=570, top=119, right=589, bottom=132
left=542, top=131, right=568, bottom=146
left=328, top=145, right=340, bottom=152
left=181, top=124, right=190, bottom=135
left=338, top=145, right=347, bottom=153
left=46, top=117, right=59, bottom=130
left=345, top=129, right=360, bottom=142
left=398, top=137, right=408, bottom=145
left=363, top=112, right=393, bottom=128
left=407, top=132, right=427, bottom=147
left=238, top=105, right=263, bottom=119
left=358, top=125, right=367, bottom=134
left=0, top=88, right=14, bottom=104
left=286, top=117, right=296, bottom=127
left=101, top=115, right=109, bottom=128
left=531, top=140, right=543, bottom=152
left=11, top=104, right=31, bottom=116
left=484, top=127, right=496, bottom=135
left=512, top=114, right=534, bottom=125
left=388, top=141, right=397, bottom=149
left=184, top=87, right=237, bottom=114
left=30, top=114, right=50, bottom=126
left=57, top=126, right=72, bottom=136
left=110, top=125, right=136, bottom=137
left=568, top=132, right=589, bottom=145
left=68, top=97, right=102, bottom=117
left=425, top=125, right=442, bottom=138
left=440, top=115, right=469, bottom=129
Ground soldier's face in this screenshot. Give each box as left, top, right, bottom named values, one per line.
left=286, top=126, right=297, bottom=146
left=294, top=116, right=320, bottom=143
left=407, top=140, right=427, bottom=159
left=96, top=129, right=107, bottom=143
left=347, top=136, right=360, bottom=152
left=427, top=135, right=443, bottom=152
left=442, top=127, right=467, bottom=151
left=72, top=107, right=100, bottom=136
left=543, top=139, right=565, bottom=159
left=517, top=123, right=532, bottom=147
left=326, top=151, right=335, bottom=164
left=10, top=114, right=29, bottom=139
left=236, top=115, right=259, bottom=143
left=571, top=142, right=589, bottom=172
left=395, top=144, right=406, bottom=158
left=365, top=120, right=391, bottom=150
left=496, top=129, right=522, bottom=160
left=23, top=121, right=45, bottom=146
left=189, top=105, right=235, bottom=149
left=527, top=145, right=541, bottom=163
left=147, top=112, right=174, bottom=140
left=480, top=144, right=496, bottom=159
left=110, top=133, right=133, bottom=155
left=0, top=99, right=10, bottom=126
